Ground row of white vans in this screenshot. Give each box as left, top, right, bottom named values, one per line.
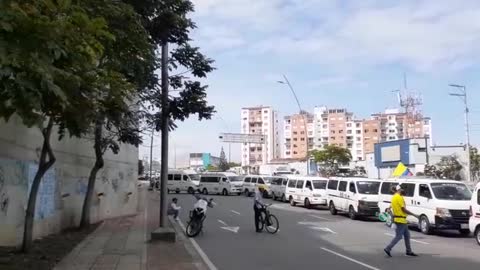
left=156, top=171, right=480, bottom=246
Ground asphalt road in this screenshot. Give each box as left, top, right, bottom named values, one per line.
left=168, top=193, right=480, bottom=270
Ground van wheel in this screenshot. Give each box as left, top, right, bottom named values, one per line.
left=419, top=215, right=433, bottom=235
left=459, top=229, right=470, bottom=236
left=385, top=209, right=393, bottom=227
left=348, top=206, right=357, bottom=220
left=187, top=187, right=195, bottom=194
left=222, top=189, right=228, bottom=196
left=304, top=198, right=311, bottom=209
left=475, top=226, right=480, bottom=246
left=281, top=194, right=286, bottom=202
left=202, top=188, right=208, bottom=195
left=272, top=192, right=277, bottom=201
left=244, top=189, right=249, bottom=197
left=329, top=201, right=337, bottom=215
left=289, top=196, right=296, bottom=206
left=175, top=188, right=180, bottom=194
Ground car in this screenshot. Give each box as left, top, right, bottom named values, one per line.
left=285, top=176, right=329, bottom=208
left=470, top=182, right=480, bottom=245
left=327, top=177, right=381, bottom=220
left=379, top=178, right=472, bottom=235
left=198, top=173, right=243, bottom=195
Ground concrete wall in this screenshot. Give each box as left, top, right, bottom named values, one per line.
left=0, top=116, right=139, bottom=247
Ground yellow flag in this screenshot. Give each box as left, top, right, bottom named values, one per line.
left=392, top=162, right=407, bottom=177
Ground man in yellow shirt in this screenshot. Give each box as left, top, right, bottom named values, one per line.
left=384, top=184, right=419, bottom=257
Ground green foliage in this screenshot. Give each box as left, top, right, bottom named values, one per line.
left=470, top=146, right=480, bottom=181
left=0, top=1, right=112, bottom=131
left=218, top=147, right=229, bottom=171
left=206, top=164, right=218, bottom=172
left=310, top=145, right=352, bottom=177
left=424, top=155, right=464, bottom=180
left=125, top=0, right=216, bottom=130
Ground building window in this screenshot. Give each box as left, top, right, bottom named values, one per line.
left=322, top=124, right=327, bottom=129
left=339, top=130, right=344, bottom=134
left=356, top=130, right=361, bottom=134
left=339, top=143, right=344, bottom=147
left=356, top=123, right=361, bottom=128
left=293, top=131, right=297, bottom=135
left=389, top=129, right=395, bottom=133
left=286, top=151, right=290, bottom=155
left=347, top=123, right=352, bottom=127
left=293, top=138, right=298, bottom=141
left=331, top=130, right=336, bottom=134
left=300, top=131, right=305, bottom=135
left=330, top=124, right=336, bottom=128
left=293, top=144, right=298, bottom=148
left=388, top=136, right=396, bottom=140
left=356, top=137, right=361, bottom=141
left=293, top=151, right=298, bottom=155
left=300, top=138, right=305, bottom=141
left=373, top=129, right=378, bottom=132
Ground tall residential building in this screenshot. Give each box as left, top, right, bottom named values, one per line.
left=283, top=112, right=314, bottom=159
left=241, top=106, right=280, bottom=167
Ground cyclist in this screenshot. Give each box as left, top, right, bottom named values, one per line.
left=254, top=184, right=269, bottom=232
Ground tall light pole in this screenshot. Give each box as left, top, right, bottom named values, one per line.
left=449, top=84, right=471, bottom=182
left=278, top=75, right=310, bottom=175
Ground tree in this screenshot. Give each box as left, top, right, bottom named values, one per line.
left=470, top=146, right=480, bottom=181
left=424, top=155, right=464, bottom=180
left=218, top=147, right=229, bottom=171
left=310, top=145, right=352, bottom=177
left=0, top=0, right=112, bottom=251
left=206, top=164, right=218, bottom=172
left=78, top=0, right=156, bottom=229
left=227, top=162, right=241, bottom=168
left=124, top=0, right=216, bottom=130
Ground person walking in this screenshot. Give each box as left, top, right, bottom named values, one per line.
left=384, top=184, right=419, bottom=257
left=167, top=198, right=181, bottom=221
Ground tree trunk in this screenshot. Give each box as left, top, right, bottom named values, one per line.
left=79, top=117, right=105, bottom=229
left=22, top=118, right=56, bottom=252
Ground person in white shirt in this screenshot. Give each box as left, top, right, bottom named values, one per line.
left=168, top=198, right=181, bottom=221
left=254, top=185, right=267, bottom=232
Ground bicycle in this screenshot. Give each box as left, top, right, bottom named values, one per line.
left=185, top=197, right=214, bottom=238
left=258, top=204, right=280, bottom=234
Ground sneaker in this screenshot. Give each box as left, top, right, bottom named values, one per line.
left=406, top=252, right=418, bottom=257
left=384, top=249, right=392, bottom=257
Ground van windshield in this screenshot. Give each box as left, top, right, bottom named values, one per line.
left=188, top=174, right=200, bottom=181
left=357, top=181, right=380, bottom=194
left=229, top=176, right=243, bottom=182
left=431, top=183, right=472, bottom=201
left=312, top=181, right=327, bottom=190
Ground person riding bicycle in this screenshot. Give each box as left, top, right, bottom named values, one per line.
left=254, top=184, right=269, bottom=232
left=191, top=194, right=214, bottom=220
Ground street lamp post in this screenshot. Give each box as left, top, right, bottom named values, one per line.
left=278, top=75, right=310, bottom=175
left=449, top=84, right=471, bottom=182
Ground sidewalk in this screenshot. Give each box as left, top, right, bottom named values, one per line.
left=54, top=187, right=207, bottom=270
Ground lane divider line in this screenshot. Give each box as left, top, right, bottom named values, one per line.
left=384, top=233, right=429, bottom=245
left=321, top=247, right=381, bottom=270
left=178, top=220, right=218, bottom=270
left=231, top=210, right=241, bottom=215
left=217, top=220, right=227, bottom=226
left=308, top=214, right=332, bottom=221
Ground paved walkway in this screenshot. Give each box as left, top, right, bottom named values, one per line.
left=54, top=186, right=206, bottom=270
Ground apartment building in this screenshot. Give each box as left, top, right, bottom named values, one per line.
left=370, top=108, right=432, bottom=142
left=241, top=106, right=280, bottom=167
left=283, top=112, right=314, bottom=159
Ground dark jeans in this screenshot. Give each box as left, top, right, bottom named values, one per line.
left=254, top=205, right=266, bottom=231
left=385, top=223, right=412, bottom=253
left=168, top=209, right=179, bottom=219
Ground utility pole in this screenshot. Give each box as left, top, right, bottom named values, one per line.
left=149, top=128, right=154, bottom=188
left=159, top=43, right=169, bottom=227
left=278, top=75, right=310, bottom=175
left=449, top=84, right=471, bottom=182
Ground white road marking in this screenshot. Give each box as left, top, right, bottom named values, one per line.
left=231, top=210, right=241, bottom=215
left=217, top=220, right=227, bottom=226
left=384, top=233, right=430, bottom=245
left=311, top=227, right=337, bottom=234
left=221, top=226, right=240, bottom=233
left=321, top=248, right=381, bottom=270
left=178, top=220, right=218, bottom=270
left=308, top=214, right=332, bottom=221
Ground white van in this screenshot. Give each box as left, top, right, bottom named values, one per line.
left=470, top=182, right=480, bottom=245
left=327, top=177, right=381, bottom=220
left=198, top=173, right=243, bottom=196
left=166, top=170, right=198, bottom=194
left=270, top=176, right=289, bottom=202
left=286, top=176, right=329, bottom=208
left=242, top=175, right=272, bottom=197
left=380, top=178, right=472, bottom=235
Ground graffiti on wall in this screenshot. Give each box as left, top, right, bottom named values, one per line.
left=0, top=158, right=29, bottom=216
left=27, top=164, right=57, bottom=220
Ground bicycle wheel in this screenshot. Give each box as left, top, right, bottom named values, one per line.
left=265, top=214, right=279, bottom=234
left=186, top=220, right=202, bottom=237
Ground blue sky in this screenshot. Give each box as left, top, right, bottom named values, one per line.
left=140, top=0, right=480, bottom=166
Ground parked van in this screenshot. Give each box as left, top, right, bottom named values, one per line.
left=380, top=178, right=472, bottom=235
left=164, top=170, right=198, bottom=194
left=269, top=176, right=289, bottom=202
left=242, top=175, right=272, bottom=197
left=286, top=176, right=329, bottom=208
left=470, top=182, right=480, bottom=245
left=327, top=177, right=381, bottom=220
left=198, top=173, right=243, bottom=196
